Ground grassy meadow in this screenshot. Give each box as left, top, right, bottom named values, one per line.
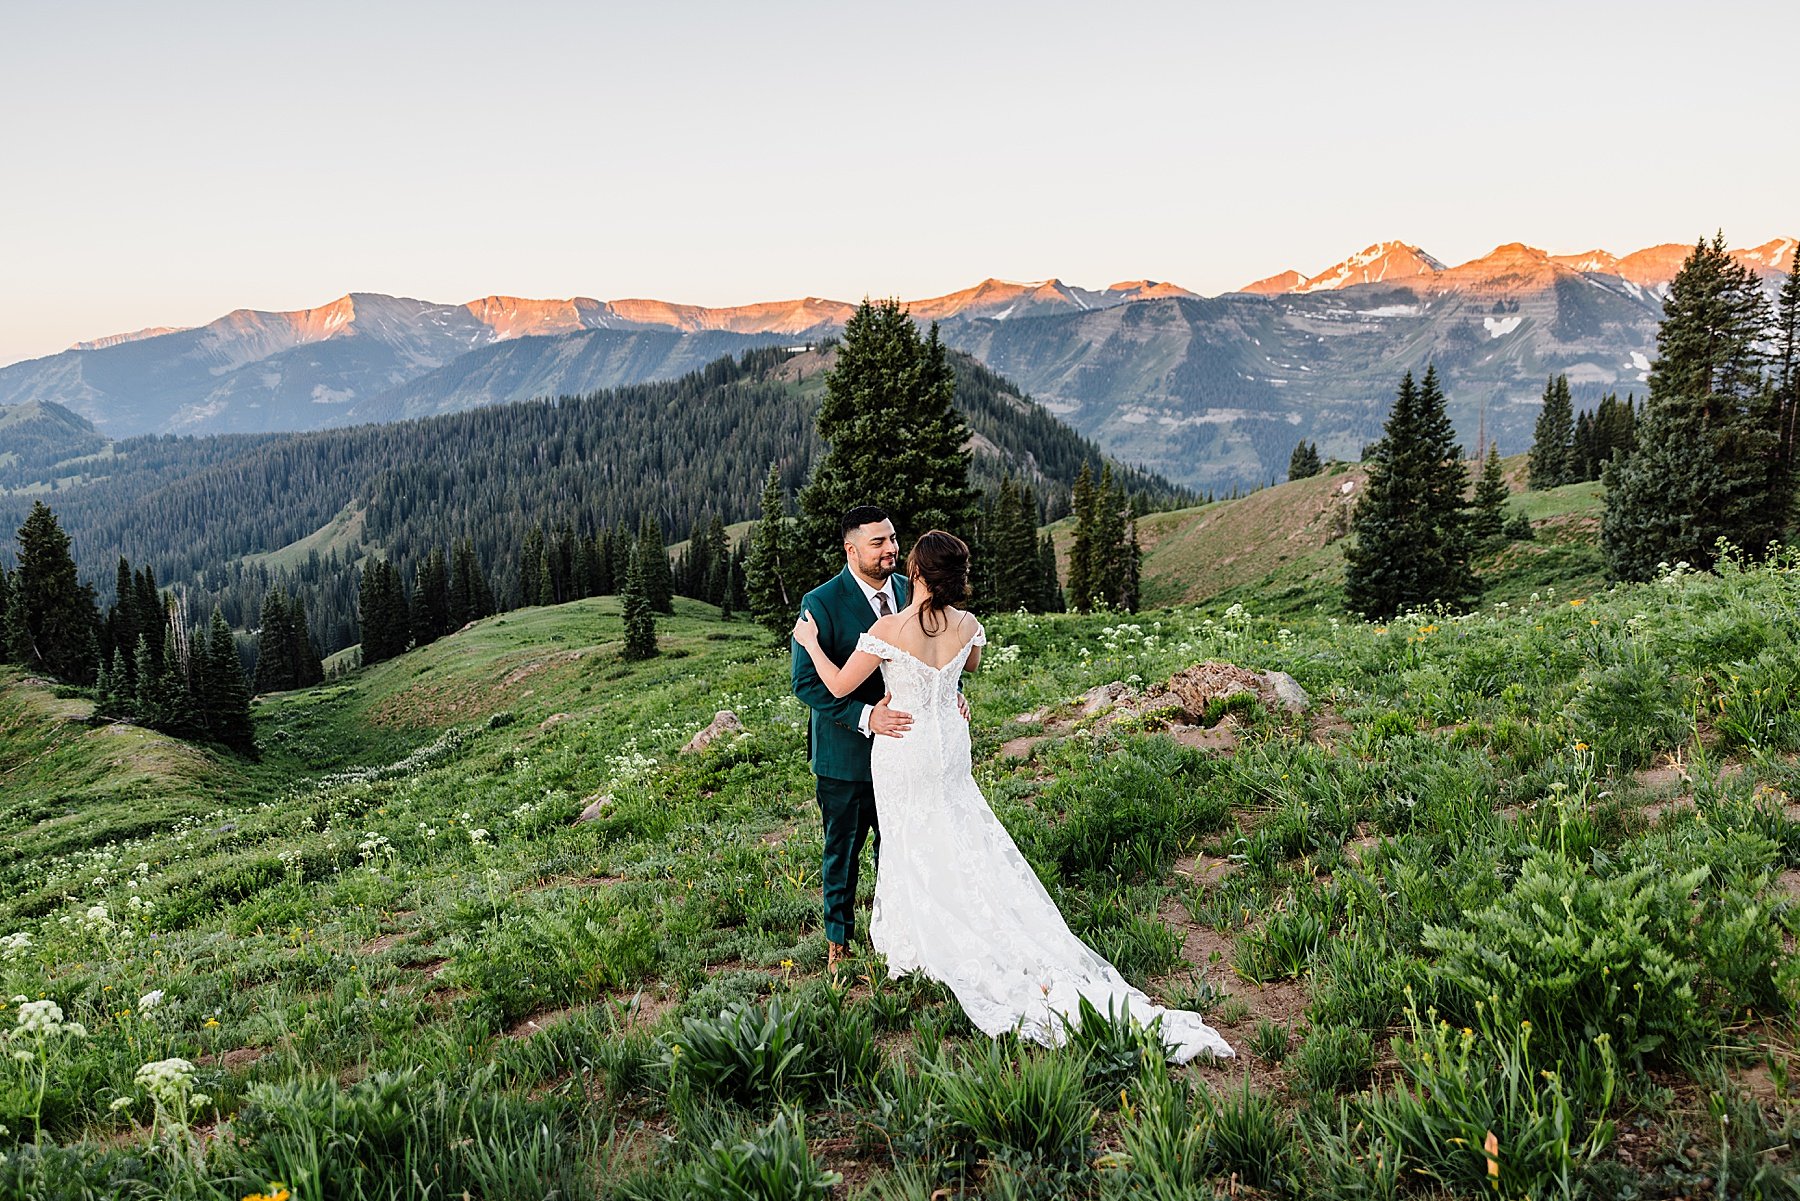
left=5, top=557, right=1800, bottom=1198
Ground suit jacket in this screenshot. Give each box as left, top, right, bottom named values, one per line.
left=792, top=567, right=908, bottom=782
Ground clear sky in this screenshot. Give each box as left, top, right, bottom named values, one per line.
left=3, top=0, right=1795, bottom=368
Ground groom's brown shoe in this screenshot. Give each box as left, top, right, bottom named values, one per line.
left=827, top=942, right=848, bottom=973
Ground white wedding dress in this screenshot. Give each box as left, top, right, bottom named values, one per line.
left=859, top=628, right=1234, bottom=1063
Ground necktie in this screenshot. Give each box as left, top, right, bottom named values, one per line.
left=876, top=590, right=892, bottom=617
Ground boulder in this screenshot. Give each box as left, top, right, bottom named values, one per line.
left=681, top=710, right=744, bottom=755
left=575, top=793, right=613, bottom=823
left=1261, top=671, right=1310, bottom=713
left=1077, top=682, right=1133, bottom=718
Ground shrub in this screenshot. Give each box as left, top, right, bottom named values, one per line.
left=1247, top=1019, right=1291, bottom=1065
left=661, top=990, right=876, bottom=1109
left=686, top=1107, right=841, bottom=1200
left=934, top=1041, right=1095, bottom=1170
left=1423, top=853, right=1709, bottom=1067
left=1207, top=1077, right=1293, bottom=1191
left=1292, top=1025, right=1374, bottom=1094
left=1357, top=1006, right=1615, bottom=1199
left=1056, top=995, right=1171, bottom=1103
left=226, top=1067, right=591, bottom=1201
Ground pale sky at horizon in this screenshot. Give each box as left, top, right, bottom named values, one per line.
left=3, top=0, right=1795, bottom=368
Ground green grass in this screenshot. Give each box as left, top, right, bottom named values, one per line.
left=235, top=500, right=374, bottom=575
left=1074, top=455, right=1612, bottom=616
left=5, top=558, right=1800, bottom=1197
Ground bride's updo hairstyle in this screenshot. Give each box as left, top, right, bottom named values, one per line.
left=906, top=530, right=970, bottom=634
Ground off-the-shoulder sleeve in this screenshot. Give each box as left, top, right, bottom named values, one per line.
left=856, top=631, right=897, bottom=659
left=969, top=621, right=987, bottom=648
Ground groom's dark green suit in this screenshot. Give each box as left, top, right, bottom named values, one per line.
left=792, top=567, right=907, bottom=947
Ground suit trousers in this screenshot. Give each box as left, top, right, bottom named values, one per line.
left=816, top=774, right=879, bottom=947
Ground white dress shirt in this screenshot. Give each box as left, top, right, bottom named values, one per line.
left=849, top=572, right=898, bottom=736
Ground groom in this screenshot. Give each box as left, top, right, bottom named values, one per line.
left=791, top=506, right=964, bottom=970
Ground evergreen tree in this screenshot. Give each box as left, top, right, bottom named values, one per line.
left=410, top=546, right=450, bottom=647
left=1288, top=440, right=1323, bottom=481
left=703, top=515, right=731, bottom=607
left=520, top=526, right=547, bottom=607
left=1602, top=234, right=1788, bottom=579
left=357, top=559, right=410, bottom=665
left=636, top=515, right=675, bottom=614
left=1528, top=375, right=1575, bottom=489
left=1344, top=367, right=1481, bottom=620
left=253, top=587, right=294, bottom=693
left=0, top=568, right=11, bottom=664
left=592, top=529, right=617, bottom=596
left=6, top=501, right=98, bottom=682
left=1037, top=533, right=1065, bottom=612
left=745, top=463, right=795, bottom=637
left=202, top=608, right=253, bottom=749
left=620, top=545, right=658, bottom=660
left=1469, top=444, right=1510, bottom=542
left=1774, top=249, right=1800, bottom=485
left=288, top=593, right=323, bottom=687
left=108, top=556, right=139, bottom=693
left=986, top=477, right=1043, bottom=612
left=1091, top=466, right=1135, bottom=611
left=795, top=300, right=979, bottom=580
left=1066, top=463, right=1099, bottom=612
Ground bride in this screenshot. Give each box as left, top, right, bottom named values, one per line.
left=792, top=529, right=1232, bottom=1062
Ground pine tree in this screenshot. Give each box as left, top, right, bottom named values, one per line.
left=745, top=463, right=794, bottom=637
left=357, top=559, right=410, bottom=665
left=1774, top=248, right=1800, bottom=487
left=0, top=569, right=11, bottom=664
left=520, top=526, right=546, bottom=607
left=1288, top=440, right=1323, bottom=481
left=1345, top=367, right=1481, bottom=619
left=1602, top=234, right=1787, bottom=579
left=202, top=608, right=253, bottom=749
left=1469, top=444, right=1510, bottom=542
left=1091, top=466, right=1128, bottom=610
left=795, top=300, right=978, bottom=581
left=986, top=477, right=1042, bottom=612
left=1528, top=375, right=1576, bottom=489
left=288, top=593, right=323, bottom=687
left=1037, top=532, right=1065, bottom=612
left=636, top=515, right=675, bottom=614
left=6, top=501, right=98, bottom=682
left=620, top=545, right=657, bottom=660
left=253, top=587, right=294, bottom=693
left=1066, top=463, right=1099, bottom=612
left=410, top=547, right=450, bottom=646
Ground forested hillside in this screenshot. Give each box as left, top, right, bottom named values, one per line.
left=0, top=347, right=1186, bottom=650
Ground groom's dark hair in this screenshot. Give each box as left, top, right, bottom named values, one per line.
left=840, top=505, right=890, bottom=541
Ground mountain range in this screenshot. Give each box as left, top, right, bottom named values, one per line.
left=1, top=237, right=1792, bottom=490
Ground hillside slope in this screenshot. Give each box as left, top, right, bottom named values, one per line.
left=4, top=553, right=1799, bottom=1195
left=1055, top=456, right=1607, bottom=613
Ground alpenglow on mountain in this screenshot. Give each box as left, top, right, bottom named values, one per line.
left=2, top=236, right=1792, bottom=490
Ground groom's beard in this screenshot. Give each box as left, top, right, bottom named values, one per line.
left=853, top=549, right=898, bottom=580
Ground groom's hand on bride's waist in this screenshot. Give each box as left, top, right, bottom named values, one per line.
left=870, top=693, right=913, bottom=738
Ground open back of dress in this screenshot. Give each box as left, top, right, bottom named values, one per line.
left=858, top=629, right=1233, bottom=1063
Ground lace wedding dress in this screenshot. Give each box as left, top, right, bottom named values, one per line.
left=858, top=628, right=1234, bottom=1063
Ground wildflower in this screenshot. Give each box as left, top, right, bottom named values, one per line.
left=138, top=990, right=165, bottom=1013
left=0, top=932, right=29, bottom=960
left=134, top=1057, right=197, bottom=1107
left=13, top=999, right=86, bottom=1038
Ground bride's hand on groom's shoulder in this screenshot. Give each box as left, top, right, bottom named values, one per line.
left=792, top=609, right=821, bottom=647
